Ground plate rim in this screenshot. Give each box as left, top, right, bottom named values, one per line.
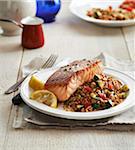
left=20, top=67, right=135, bottom=120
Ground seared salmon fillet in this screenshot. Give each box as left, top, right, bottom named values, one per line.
left=45, top=59, right=103, bottom=101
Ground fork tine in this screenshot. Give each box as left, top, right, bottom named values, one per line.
left=41, top=54, right=54, bottom=69
left=44, top=54, right=58, bottom=68
left=41, top=54, right=58, bottom=69
left=41, top=54, right=56, bottom=69
left=46, top=55, right=58, bottom=68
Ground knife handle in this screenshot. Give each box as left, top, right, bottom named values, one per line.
left=12, top=93, right=23, bottom=105
left=5, top=76, right=27, bottom=94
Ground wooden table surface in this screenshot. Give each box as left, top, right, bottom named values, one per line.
left=0, top=1, right=135, bottom=150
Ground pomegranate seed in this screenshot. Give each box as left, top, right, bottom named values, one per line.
left=98, top=93, right=107, bottom=100
left=83, top=86, right=92, bottom=92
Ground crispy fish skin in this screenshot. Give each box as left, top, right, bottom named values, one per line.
left=45, top=59, right=103, bottom=101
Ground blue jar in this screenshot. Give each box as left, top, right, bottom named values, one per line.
left=36, top=0, right=61, bottom=23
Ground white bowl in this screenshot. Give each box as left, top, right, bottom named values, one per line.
left=0, top=21, right=21, bottom=36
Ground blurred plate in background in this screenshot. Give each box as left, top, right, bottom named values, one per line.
left=69, top=0, right=135, bottom=27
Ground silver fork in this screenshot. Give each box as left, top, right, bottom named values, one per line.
left=5, top=54, right=58, bottom=94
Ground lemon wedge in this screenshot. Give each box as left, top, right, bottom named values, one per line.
left=30, top=90, right=57, bottom=108
left=29, top=75, right=44, bottom=90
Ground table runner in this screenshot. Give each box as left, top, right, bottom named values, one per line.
left=12, top=53, right=135, bottom=131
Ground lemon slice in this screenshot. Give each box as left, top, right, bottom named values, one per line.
left=30, top=90, right=57, bottom=108
left=29, top=75, right=44, bottom=90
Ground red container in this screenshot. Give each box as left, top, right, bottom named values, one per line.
left=21, top=17, right=44, bottom=49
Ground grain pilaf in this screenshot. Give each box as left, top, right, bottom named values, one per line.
left=64, top=74, right=129, bottom=112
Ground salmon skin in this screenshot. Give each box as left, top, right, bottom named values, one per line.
left=45, top=59, right=103, bottom=101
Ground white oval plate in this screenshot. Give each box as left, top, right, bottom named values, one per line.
left=69, top=1, right=135, bottom=27
left=20, top=67, right=135, bottom=120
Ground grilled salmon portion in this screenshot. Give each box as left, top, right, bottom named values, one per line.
left=45, top=59, right=103, bottom=101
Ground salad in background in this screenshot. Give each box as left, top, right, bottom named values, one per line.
left=120, top=0, right=135, bottom=11
left=87, top=0, right=135, bottom=21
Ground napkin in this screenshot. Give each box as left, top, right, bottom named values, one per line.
left=12, top=53, right=135, bottom=131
